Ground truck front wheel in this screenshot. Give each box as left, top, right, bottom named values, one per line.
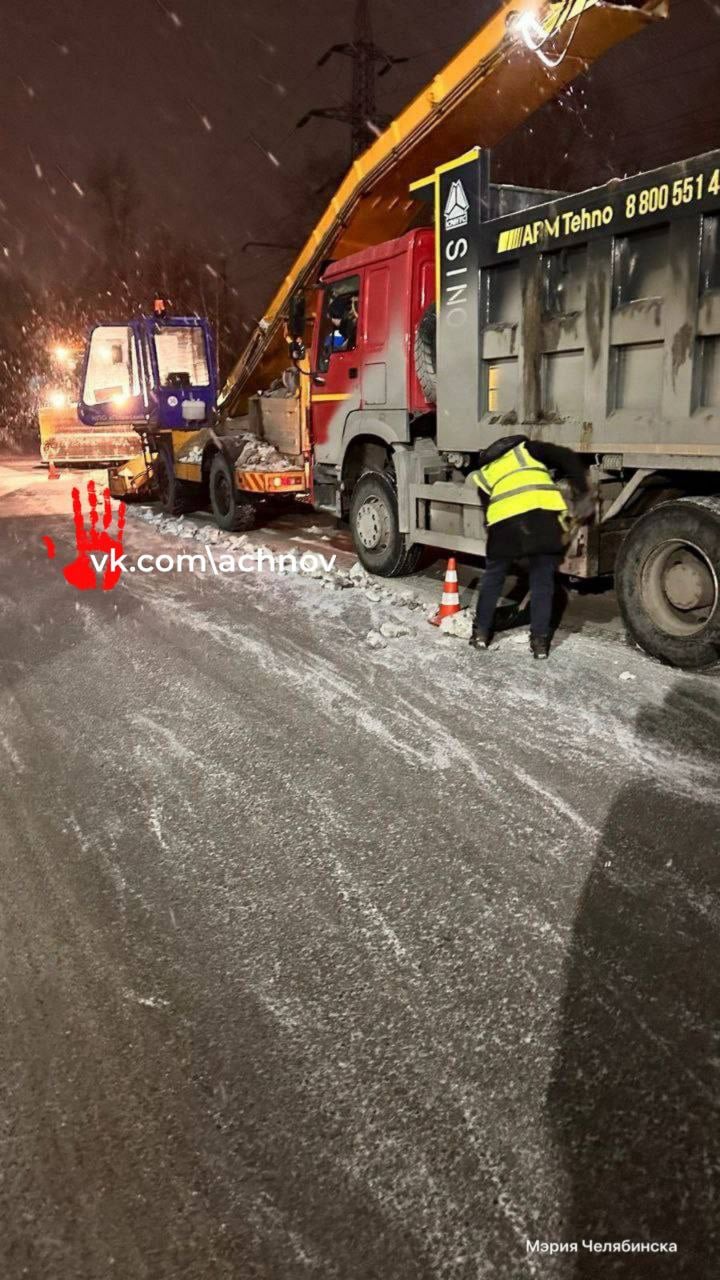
left=349, top=470, right=421, bottom=577
left=155, top=448, right=196, bottom=516
left=209, top=453, right=256, bottom=532
left=615, top=498, right=720, bottom=668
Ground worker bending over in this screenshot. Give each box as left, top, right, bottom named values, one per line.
left=468, top=435, right=592, bottom=659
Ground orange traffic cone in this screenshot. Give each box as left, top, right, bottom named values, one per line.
left=429, top=556, right=461, bottom=626
left=48, top=460, right=61, bottom=480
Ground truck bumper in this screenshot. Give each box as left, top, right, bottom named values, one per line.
left=235, top=467, right=307, bottom=496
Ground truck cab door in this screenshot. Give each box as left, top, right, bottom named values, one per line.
left=311, top=275, right=362, bottom=464
left=78, top=325, right=146, bottom=426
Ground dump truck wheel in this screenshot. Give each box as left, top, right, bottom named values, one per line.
left=209, top=453, right=256, bottom=532
left=414, top=303, right=436, bottom=404
left=155, top=449, right=196, bottom=516
left=349, top=469, right=421, bottom=578
left=615, top=498, right=720, bottom=668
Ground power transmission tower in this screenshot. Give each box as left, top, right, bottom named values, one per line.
left=296, top=0, right=407, bottom=160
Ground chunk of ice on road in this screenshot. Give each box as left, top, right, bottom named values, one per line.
left=619, top=670, right=637, bottom=682
left=196, top=525, right=221, bottom=544
left=396, top=592, right=422, bottom=609
left=366, top=630, right=388, bottom=650
left=438, top=609, right=473, bottom=639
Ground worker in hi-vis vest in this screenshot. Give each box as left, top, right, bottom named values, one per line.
left=468, top=435, right=593, bottom=659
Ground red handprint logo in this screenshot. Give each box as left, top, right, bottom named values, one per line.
left=43, top=480, right=127, bottom=591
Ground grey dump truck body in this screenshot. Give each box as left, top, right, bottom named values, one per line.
left=395, top=149, right=720, bottom=667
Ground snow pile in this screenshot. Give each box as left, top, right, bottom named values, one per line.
left=234, top=433, right=293, bottom=471
left=438, top=609, right=473, bottom=639
left=344, top=561, right=425, bottom=611
left=379, top=620, right=410, bottom=639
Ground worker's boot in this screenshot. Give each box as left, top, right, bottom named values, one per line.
left=530, top=633, right=551, bottom=660
left=469, top=627, right=491, bottom=651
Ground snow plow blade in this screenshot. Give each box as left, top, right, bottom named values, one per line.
left=39, top=408, right=138, bottom=467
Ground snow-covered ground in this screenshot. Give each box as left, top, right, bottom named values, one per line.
left=2, top=463, right=719, bottom=1277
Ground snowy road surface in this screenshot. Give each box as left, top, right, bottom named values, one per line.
left=1, top=459, right=719, bottom=1278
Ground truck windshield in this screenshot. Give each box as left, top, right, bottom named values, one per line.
left=154, top=326, right=210, bottom=388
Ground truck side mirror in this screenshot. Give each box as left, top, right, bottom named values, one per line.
left=288, top=291, right=306, bottom=340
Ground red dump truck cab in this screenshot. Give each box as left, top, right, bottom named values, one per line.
left=308, top=229, right=435, bottom=473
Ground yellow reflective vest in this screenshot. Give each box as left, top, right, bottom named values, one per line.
left=470, top=441, right=568, bottom=527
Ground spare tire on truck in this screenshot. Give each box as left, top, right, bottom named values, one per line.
left=414, top=303, right=436, bottom=404
left=615, top=497, right=720, bottom=668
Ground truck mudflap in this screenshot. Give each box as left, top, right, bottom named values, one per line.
left=108, top=453, right=156, bottom=500
left=235, top=467, right=307, bottom=496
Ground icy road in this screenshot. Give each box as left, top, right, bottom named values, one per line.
left=1, top=459, right=719, bottom=1279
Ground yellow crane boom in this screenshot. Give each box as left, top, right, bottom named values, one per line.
left=219, top=0, right=666, bottom=416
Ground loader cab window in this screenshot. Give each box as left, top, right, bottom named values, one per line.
left=154, top=325, right=210, bottom=388
left=318, top=276, right=360, bottom=371
left=83, top=326, right=140, bottom=406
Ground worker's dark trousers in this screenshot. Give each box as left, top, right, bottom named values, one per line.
left=474, top=554, right=560, bottom=636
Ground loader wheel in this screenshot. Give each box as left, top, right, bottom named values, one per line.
left=155, top=449, right=196, bottom=516
left=414, top=303, right=436, bottom=404
left=209, top=453, right=256, bottom=532
left=615, top=498, right=720, bottom=668
left=349, top=469, right=421, bottom=578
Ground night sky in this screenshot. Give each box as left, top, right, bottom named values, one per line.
left=2, top=0, right=720, bottom=321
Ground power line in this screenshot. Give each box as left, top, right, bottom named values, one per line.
left=296, top=0, right=407, bottom=161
